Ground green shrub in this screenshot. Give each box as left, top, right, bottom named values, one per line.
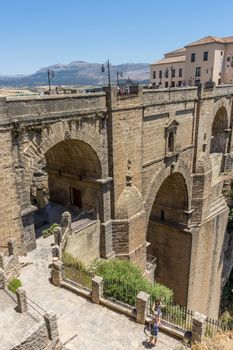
left=42, top=223, right=60, bottom=238
left=90, top=259, right=173, bottom=306
left=7, top=278, right=22, bottom=294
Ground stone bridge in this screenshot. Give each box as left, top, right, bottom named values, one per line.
left=1, top=84, right=233, bottom=319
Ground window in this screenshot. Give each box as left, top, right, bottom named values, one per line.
left=221, top=51, right=223, bottom=56
left=191, top=53, right=196, bottom=62
left=203, top=51, right=208, bottom=61
left=165, top=81, right=169, bottom=88
left=179, top=68, right=182, bottom=77
left=168, top=132, right=174, bottom=152
left=195, top=67, right=201, bottom=77
left=159, top=70, right=162, bottom=79
left=70, top=188, right=82, bottom=208
left=165, top=69, right=169, bottom=78
left=171, top=81, right=175, bottom=87
left=178, top=81, right=182, bottom=86
left=171, top=69, right=175, bottom=78
left=206, top=68, right=208, bottom=74
left=153, top=71, right=156, bottom=79
left=227, top=56, right=231, bottom=62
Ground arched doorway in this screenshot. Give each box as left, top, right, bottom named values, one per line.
left=31, top=139, right=102, bottom=237
left=210, top=107, right=228, bottom=154
left=146, top=173, right=191, bottom=306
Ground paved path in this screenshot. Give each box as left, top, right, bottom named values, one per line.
left=20, top=237, right=182, bottom=350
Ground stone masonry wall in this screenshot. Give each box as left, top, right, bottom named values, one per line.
left=0, top=127, right=24, bottom=253
left=1, top=86, right=233, bottom=319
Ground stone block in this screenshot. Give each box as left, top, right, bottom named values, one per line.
left=44, top=311, right=59, bottom=340
left=8, top=238, right=17, bottom=256
left=52, top=244, right=60, bottom=259
left=136, top=291, right=150, bottom=324
left=0, top=268, right=6, bottom=289
left=92, top=276, right=103, bottom=304
left=16, top=287, right=28, bottom=313
left=51, top=261, right=63, bottom=287
left=54, top=227, right=62, bottom=246
left=0, top=253, right=4, bottom=269
left=191, top=312, right=207, bottom=344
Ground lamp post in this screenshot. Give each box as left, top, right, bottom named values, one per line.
left=117, top=71, right=123, bottom=87
left=101, top=59, right=111, bottom=88
left=47, top=69, right=55, bottom=92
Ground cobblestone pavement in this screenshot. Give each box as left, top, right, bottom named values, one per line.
left=20, top=237, right=182, bottom=350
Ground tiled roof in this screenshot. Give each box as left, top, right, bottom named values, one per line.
left=186, top=36, right=225, bottom=47
left=151, top=56, right=186, bottom=65
left=223, top=36, right=233, bottom=43
left=165, top=47, right=186, bottom=57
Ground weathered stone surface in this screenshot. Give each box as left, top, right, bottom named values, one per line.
left=1, top=85, right=233, bottom=319
left=16, top=287, right=28, bottom=313
left=92, top=276, right=103, bottom=304
left=136, top=291, right=150, bottom=324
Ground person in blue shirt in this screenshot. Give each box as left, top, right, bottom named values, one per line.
left=148, top=313, right=160, bottom=346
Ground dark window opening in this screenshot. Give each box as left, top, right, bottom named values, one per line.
left=153, top=71, right=156, bottom=79
left=165, top=81, right=169, bottom=88
left=191, top=53, right=196, bottom=62
left=203, top=51, right=208, bottom=61
left=179, top=68, right=182, bottom=77
left=159, top=70, right=162, bottom=79
left=195, top=67, right=201, bottom=77
left=160, top=210, right=165, bottom=221
left=165, top=69, right=169, bottom=78
left=172, top=69, right=175, bottom=78
left=171, top=81, right=175, bottom=87
left=168, top=132, right=175, bottom=152
left=70, top=188, right=82, bottom=208
left=178, top=81, right=182, bottom=86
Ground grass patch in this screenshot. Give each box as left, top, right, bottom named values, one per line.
left=42, top=223, right=60, bottom=238
left=7, top=278, right=22, bottom=294
left=62, top=252, right=93, bottom=289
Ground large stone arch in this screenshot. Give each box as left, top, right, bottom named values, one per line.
left=18, top=117, right=111, bottom=252
left=210, top=106, right=229, bottom=154
left=21, top=120, right=105, bottom=200
left=146, top=167, right=192, bottom=306
left=145, top=159, right=192, bottom=227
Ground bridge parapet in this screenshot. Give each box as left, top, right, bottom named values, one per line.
left=0, top=92, right=107, bottom=124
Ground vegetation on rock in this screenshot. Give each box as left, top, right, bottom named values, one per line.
left=42, top=223, right=60, bottom=238
left=7, top=278, right=22, bottom=294
left=191, top=331, right=233, bottom=350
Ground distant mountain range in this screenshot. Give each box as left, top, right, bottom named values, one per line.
left=0, top=61, right=150, bottom=87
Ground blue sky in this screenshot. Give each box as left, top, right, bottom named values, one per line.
left=1, top=0, right=233, bottom=75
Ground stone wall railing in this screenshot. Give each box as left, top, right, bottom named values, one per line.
left=10, top=287, right=61, bottom=350
left=50, top=261, right=186, bottom=339
left=50, top=260, right=224, bottom=345
left=0, top=239, right=20, bottom=288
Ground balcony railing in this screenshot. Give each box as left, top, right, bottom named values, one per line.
left=146, top=254, right=157, bottom=272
